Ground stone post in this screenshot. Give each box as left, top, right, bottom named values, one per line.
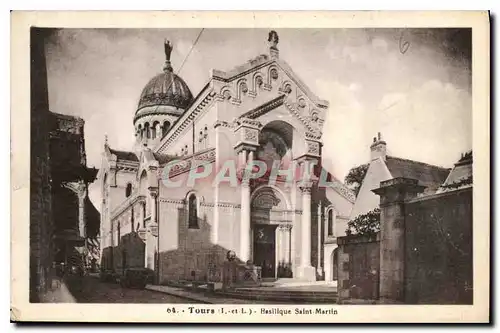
left=372, top=177, right=425, bottom=303
left=77, top=182, right=87, bottom=239
left=240, top=177, right=251, bottom=263
left=298, top=181, right=316, bottom=281
left=146, top=188, right=158, bottom=271
left=233, top=118, right=262, bottom=263
left=317, top=201, right=323, bottom=277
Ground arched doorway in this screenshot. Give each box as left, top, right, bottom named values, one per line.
left=251, top=186, right=291, bottom=279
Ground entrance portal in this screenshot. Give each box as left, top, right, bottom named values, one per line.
left=253, top=224, right=276, bottom=279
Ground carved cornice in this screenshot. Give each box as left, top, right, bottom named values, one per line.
left=240, top=95, right=286, bottom=119
left=160, top=148, right=216, bottom=179
left=234, top=117, right=263, bottom=129
left=215, top=202, right=241, bottom=208
left=159, top=198, right=185, bottom=204
left=283, top=98, right=321, bottom=138
left=213, top=120, right=235, bottom=129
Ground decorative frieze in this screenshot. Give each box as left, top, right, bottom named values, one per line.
left=234, top=118, right=263, bottom=152
left=162, top=148, right=216, bottom=179
left=306, top=140, right=321, bottom=156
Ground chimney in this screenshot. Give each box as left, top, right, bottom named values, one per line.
left=370, top=132, right=387, bottom=161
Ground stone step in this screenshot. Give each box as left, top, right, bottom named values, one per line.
left=235, top=288, right=338, bottom=296
left=216, top=289, right=338, bottom=303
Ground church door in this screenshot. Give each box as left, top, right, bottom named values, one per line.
left=253, top=224, right=277, bottom=279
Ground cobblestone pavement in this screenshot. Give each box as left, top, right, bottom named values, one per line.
left=65, top=276, right=200, bottom=303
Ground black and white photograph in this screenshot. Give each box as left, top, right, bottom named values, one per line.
left=11, top=11, right=490, bottom=323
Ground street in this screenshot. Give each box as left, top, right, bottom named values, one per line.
left=65, top=275, right=199, bottom=303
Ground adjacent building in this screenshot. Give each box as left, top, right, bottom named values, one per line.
left=30, top=28, right=99, bottom=302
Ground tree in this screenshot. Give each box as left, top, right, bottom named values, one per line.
left=346, top=208, right=380, bottom=236
left=344, top=163, right=369, bottom=197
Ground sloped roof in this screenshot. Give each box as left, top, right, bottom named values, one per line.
left=317, top=165, right=356, bottom=203
left=437, top=151, right=472, bottom=193
left=386, top=156, right=450, bottom=193
left=110, top=148, right=139, bottom=162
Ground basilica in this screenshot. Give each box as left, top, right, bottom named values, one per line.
left=98, top=31, right=355, bottom=284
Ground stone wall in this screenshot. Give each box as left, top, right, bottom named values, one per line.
left=30, top=27, right=54, bottom=302
left=337, top=233, right=380, bottom=300
left=404, top=188, right=473, bottom=304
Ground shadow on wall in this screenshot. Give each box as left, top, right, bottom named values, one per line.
left=100, top=232, right=146, bottom=276
left=157, top=208, right=245, bottom=284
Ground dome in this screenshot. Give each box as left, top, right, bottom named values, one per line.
left=135, top=72, right=193, bottom=118
left=134, top=40, right=194, bottom=123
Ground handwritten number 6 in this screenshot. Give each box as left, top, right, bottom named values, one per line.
left=399, top=34, right=410, bottom=54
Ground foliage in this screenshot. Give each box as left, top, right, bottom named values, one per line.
left=441, top=175, right=473, bottom=190
left=344, top=163, right=369, bottom=197
left=346, top=208, right=381, bottom=236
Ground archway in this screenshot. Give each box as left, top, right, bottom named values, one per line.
left=250, top=186, right=290, bottom=279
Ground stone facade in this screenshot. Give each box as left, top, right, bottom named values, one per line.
left=98, top=32, right=355, bottom=285
left=30, top=28, right=98, bottom=302
left=30, top=27, right=54, bottom=302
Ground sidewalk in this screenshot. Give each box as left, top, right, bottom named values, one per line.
left=145, top=285, right=266, bottom=304
left=39, top=278, right=77, bottom=303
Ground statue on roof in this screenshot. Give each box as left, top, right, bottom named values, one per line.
left=164, top=39, right=173, bottom=61
left=268, top=30, right=279, bottom=50
left=163, top=39, right=173, bottom=72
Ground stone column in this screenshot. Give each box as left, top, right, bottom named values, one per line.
left=372, top=178, right=425, bottom=303
left=283, top=225, right=291, bottom=265
left=233, top=119, right=262, bottom=264
left=282, top=224, right=292, bottom=276
left=157, top=124, right=162, bottom=139
left=146, top=189, right=158, bottom=270
left=298, top=181, right=316, bottom=281
left=138, top=200, right=145, bottom=230
left=276, top=226, right=283, bottom=264
left=316, top=201, right=323, bottom=277
left=240, top=177, right=251, bottom=263
left=77, top=182, right=87, bottom=239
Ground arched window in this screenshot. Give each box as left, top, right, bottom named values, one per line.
left=145, top=123, right=150, bottom=139
left=137, top=124, right=143, bottom=139
left=327, top=209, right=334, bottom=236
left=162, top=121, right=170, bottom=138
left=152, top=121, right=159, bottom=139
left=188, top=194, right=199, bottom=229
left=125, top=183, right=132, bottom=198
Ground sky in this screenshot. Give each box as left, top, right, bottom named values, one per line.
left=44, top=28, right=472, bottom=208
